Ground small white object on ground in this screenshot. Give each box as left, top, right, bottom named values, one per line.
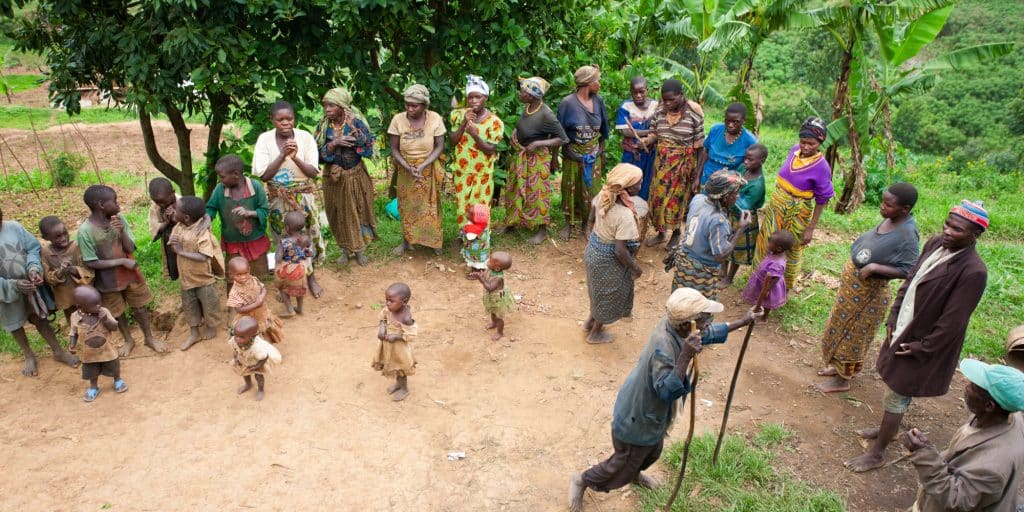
left=447, top=451, right=466, bottom=461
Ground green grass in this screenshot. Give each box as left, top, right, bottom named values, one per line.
left=738, top=124, right=1024, bottom=363
left=638, top=424, right=846, bottom=511
left=1, top=73, right=45, bottom=94
left=0, top=104, right=207, bottom=130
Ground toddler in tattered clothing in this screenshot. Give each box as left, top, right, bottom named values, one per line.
left=70, top=285, right=126, bottom=402
left=373, top=282, right=417, bottom=402
left=229, top=316, right=281, bottom=401
left=226, top=257, right=284, bottom=344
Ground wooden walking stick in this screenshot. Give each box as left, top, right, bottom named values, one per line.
left=711, top=274, right=778, bottom=465
left=663, top=321, right=701, bottom=512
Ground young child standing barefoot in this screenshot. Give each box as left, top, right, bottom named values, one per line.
left=472, top=251, right=515, bottom=341
left=230, top=316, right=281, bottom=401
left=70, top=285, right=127, bottom=402
left=741, top=230, right=795, bottom=311
left=38, top=216, right=94, bottom=327
left=77, top=185, right=163, bottom=356
left=170, top=196, right=225, bottom=351
left=226, top=257, right=284, bottom=344
left=275, top=211, right=314, bottom=316
left=373, top=282, right=417, bottom=401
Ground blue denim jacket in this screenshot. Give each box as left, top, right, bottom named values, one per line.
left=611, top=317, right=729, bottom=446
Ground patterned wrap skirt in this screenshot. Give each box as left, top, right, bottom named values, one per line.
left=504, top=142, right=554, bottom=229
left=322, top=161, right=376, bottom=253
left=395, top=157, right=444, bottom=249
left=649, top=142, right=697, bottom=233
left=584, top=234, right=638, bottom=324
left=754, top=184, right=813, bottom=290
left=672, top=252, right=719, bottom=300
left=561, top=140, right=603, bottom=227
left=729, top=207, right=759, bottom=266
left=821, top=260, right=891, bottom=378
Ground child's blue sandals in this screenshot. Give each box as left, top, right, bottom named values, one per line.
left=83, top=387, right=100, bottom=402
left=113, top=379, right=128, bottom=393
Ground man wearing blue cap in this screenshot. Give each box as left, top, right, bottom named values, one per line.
left=902, top=359, right=1024, bottom=512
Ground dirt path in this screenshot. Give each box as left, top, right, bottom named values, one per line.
left=0, top=240, right=966, bottom=511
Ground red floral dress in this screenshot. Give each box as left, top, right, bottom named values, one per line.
left=449, top=108, right=504, bottom=225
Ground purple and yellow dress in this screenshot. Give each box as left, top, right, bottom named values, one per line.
left=754, top=145, right=834, bottom=289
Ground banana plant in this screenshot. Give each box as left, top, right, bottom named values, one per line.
left=701, top=0, right=823, bottom=133
left=816, top=0, right=1014, bottom=213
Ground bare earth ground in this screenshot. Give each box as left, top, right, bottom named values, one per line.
left=0, top=242, right=966, bottom=512
left=0, top=118, right=967, bottom=511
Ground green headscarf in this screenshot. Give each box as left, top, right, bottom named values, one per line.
left=315, top=87, right=369, bottom=148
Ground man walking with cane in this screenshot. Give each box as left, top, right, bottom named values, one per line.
left=568, top=288, right=762, bottom=511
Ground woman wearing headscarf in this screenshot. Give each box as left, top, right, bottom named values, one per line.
left=253, top=100, right=324, bottom=297
left=645, top=79, right=705, bottom=250
left=387, top=84, right=447, bottom=256
left=449, top=75, right=504, bottom=226
left=753, top=117, right=834, bottom=290
left=315, top=87, right=377, bottom=266
left=582, top=163, right=644, bottom=344
left=669, top=170, right=749, bottom=300
left=556, top=65, right=609, bottom=240
left=503, top=77, right=569, bottom=245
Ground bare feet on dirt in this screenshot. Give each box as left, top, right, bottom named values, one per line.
left=491, top=332, right=503, bottom=341
left=844, top=452, right=886, bottom=473
left=181, top=328, right=202, bottom=351
left=21, top=356, right=38, bottom=377
left=254, top=390, right=265, bottom=401
left=586, top=330, right=613, bottom=344
left=814, top=376, right=852, bottom=393
left=118, top=340, right=135, bottom=358
left=53, top=350, right=80, bottom=368
left=145, top=337, right=168, bottom=353
left=386, top=381, right=402, bottom=395
left=528, top=227, right=548, bottom=245
left=238, top=381, right=252, bottom=394
left=644, top=232, right=665, bottom=247
left=335, top=253, right=349, bottom=266
left=817, top=367, right=838, bottom=376
left=355, top=252, right=369, bottom=266
left=392, top=386, right=409, bottom=401
left=568, top=472, right=585, bottom=512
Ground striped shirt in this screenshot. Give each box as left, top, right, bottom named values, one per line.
left=653, top=100, right=705, bottom=148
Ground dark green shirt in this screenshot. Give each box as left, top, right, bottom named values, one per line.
left=205, top=178, right=270, bottom=243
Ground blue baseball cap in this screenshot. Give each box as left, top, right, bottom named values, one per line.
left=960, top=359, right=1024, bottom=412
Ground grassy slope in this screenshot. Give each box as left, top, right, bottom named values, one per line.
left=639, top=424, right=846, bottom=511
left=750, top=126, right=1023, bottom=362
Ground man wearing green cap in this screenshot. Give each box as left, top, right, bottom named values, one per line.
left=902, top=359, right=1024, bottom=512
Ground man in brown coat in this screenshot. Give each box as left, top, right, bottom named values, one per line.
left=845, top=200, right=989, bottom=472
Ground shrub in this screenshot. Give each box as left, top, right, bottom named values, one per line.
left=49, top=151, right=85, bottom=187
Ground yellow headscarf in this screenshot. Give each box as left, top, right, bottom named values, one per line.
left=596, top=163, right=642, bottom=218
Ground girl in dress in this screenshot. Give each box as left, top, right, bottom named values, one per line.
left=373, top=282, right=418, bottom=401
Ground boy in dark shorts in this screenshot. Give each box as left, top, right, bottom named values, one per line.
left=77, top=185, right=164, bottom=356
left=70, top=285, right=126, bottom=402
left=169, top=196, right=224, bottom=351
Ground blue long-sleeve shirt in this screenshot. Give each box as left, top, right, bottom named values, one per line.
left=611, top=317, right=729, bottom=446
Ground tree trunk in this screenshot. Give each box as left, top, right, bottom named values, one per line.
left=882, top=102, right=895, bottom=169
left=162, top=100, right=195, bottom=197
left=826, top=46, right=853, bottom=174
left=201, top=92, right=229, bottom=201
left=835, top=93, right=865, bottom=214
left=138, top=107, right=189, bottom=194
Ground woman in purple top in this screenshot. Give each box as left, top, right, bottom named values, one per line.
left=753, top=117, right=834, bottom=289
